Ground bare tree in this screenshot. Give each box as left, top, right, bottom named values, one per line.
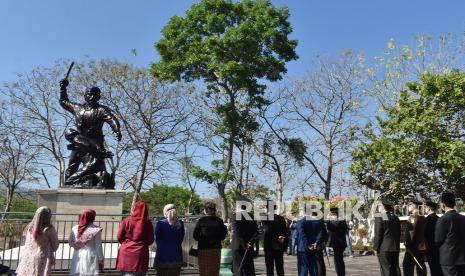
left=0, top=104, right=39, bottom=212
left=179, top=153, right=198, bottom=215
left=264, top=52, right=365, bottom=199
left=1, top=61, right=73, bottom=187
left=252, top=131, right=297, bottom=213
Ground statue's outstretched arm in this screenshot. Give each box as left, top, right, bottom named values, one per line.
left=103, top=107, right=122, bottom=141
left=59, top=79, right=78, bottom=114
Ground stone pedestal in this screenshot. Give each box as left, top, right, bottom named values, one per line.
left=37, top=189, right=126, bottom=240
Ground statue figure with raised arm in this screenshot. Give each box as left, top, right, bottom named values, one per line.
left=59, top=78, right=122, bottom=189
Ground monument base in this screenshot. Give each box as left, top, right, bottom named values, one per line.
left=37, top=189, right=126, bottom=239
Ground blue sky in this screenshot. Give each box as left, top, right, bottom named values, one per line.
left=1, top=0, right=465, bottom=84
left=1, top=0, right=465, bottom=197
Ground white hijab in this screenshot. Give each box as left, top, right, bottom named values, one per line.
left=163, top=204, right=181, bottom=228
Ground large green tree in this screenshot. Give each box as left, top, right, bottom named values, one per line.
left=351, top=71, right=465, bottom=199
left=152, top=0, right=298, bottom=219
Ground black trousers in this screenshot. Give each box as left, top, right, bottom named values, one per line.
left=254, top=240, right=260, bottom=256
left=403, top=250, right=426, bottom=276
left=378, top=251, right=401, bottom=276
left=316, top=249, right=326, bottom=276
left=427, top=251, right=443, bottom=276
left=232, top=248, right=255, bottom=276
left=264, top=250, right=284, bottom=276
left=441, top=265, right=465, bottom=276
left=332, top=247, right=345, bottom=276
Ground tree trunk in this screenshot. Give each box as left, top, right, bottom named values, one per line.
left=187, top=191, right=194, bottom=215
left=218, top=185, right=228, bottom=221
left=275, top=180, right=283, bottom=214
left=218, top=133, right=235, bottom=221
left=324, top=149, right=334, bottom=200
left=59, top=158, right=65, bottom=187
left=131, top=149, right=150, bottom=210
left=4, top=187, right=14, bottom=213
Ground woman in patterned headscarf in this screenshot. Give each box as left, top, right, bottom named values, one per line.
left=69, top=209, right=103, bottom=276
left=153, top=204, right=185, bottom=276
left=117, top=201, right=154, bottom=276
left=16, top=206, right=59, bottom=276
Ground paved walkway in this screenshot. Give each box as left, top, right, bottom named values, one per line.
left=254, top=253, right=432, bottom=276
left=69, top=253, right=431, bottom=275
left=254, top=254, right=381, bottom=276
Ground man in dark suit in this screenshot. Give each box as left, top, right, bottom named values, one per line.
left=295, top=208, right=327, bottom=276
left=435, top=191, right=465, bottom=276
left=262, top=201, right=288, bottom=276
left=403, top=199, right=427, bottom=276
left=231, top=202, right=259, bottom=276
left=425, top=200, right=442, bottom=276
left=325, top=207, right=348, bottom=276
left=373, top=198, right=401, bottom=276
left=315, top=216, right=328, bottom=276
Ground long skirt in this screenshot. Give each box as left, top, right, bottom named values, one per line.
left=198, top=249, right=221, bottom=276
left=156, top=267, right=181, bottom=276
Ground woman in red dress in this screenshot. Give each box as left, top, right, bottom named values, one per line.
left=117, top=201, right=155, bottom=275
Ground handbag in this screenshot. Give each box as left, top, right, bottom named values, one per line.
left=189, top=245, right=198, bottom=257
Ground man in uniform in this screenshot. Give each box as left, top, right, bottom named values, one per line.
left=373, top=198, right=401, bottom=276
left=403, top=199, right=427, bottom=276
left=262, top=201, right=288, bottom=276
left=435, top=191, right=465, bottom=276
left=424, top=200, right=442, bottom=276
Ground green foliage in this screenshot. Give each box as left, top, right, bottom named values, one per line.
left=0, top=194, right=37, bottom=219
left=351, top=71, right=465, bottom=199
left=279, top=138, right=307, bottom=166
left=152, top=0, right=297, bottom=219
left=152, top=0, right=298, bottom=91
left=192, top=165, right=234, bottom=186
left=152, top=0, right=298, bottom=148
left=123, top=184, right=202, bottom=215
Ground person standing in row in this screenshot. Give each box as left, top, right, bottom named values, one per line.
left=295, top=207, right=327, bottom=276
left=231, top=202, right=258, bottom=276
left=193, top=202, right=228, bottom=276
left=117, top=201, right=154, bottom=276
left=69, top=209, right=104, bottom=276
left=403, top=199, right=427, bottom=276
left=373, top=198, right=401, bottom=276
left=424, top=201, right=442, bottom=276
left=16, top=207, right=59, bottom=276
left=315, top=211, right=327, bottom=276
left=262, top=201, right=288, bottom=276
left=288, top=220, right=297, bottom=256
left=325, top=207, right=348, bottom=276
left=154, top=204, right=185, bottom=276
left=435, top=191, right=465, bottom=276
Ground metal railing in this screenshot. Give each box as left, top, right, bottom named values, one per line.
left=0, top=212, right=200, bottom=272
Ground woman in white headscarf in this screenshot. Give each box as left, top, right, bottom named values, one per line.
left=153, top=204, right=185, bottom=276
left=16, top=206, right=59, bottom=276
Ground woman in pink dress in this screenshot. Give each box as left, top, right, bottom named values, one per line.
left=16, top=206, right=59, bottom=276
